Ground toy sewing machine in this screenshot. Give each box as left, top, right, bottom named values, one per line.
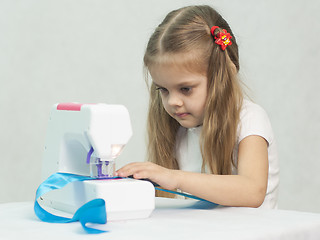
left=40, top=103, right=155, bottom=221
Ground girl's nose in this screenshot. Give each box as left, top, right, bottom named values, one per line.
left=167, top=93, right=183, bottom=107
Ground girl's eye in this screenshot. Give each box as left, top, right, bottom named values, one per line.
left=156, top=87, right=168, bottom=93
left=181, top=87, right=191, bottom=94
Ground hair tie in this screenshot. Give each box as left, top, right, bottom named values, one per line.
left=210, top=26, right=232, bottom=50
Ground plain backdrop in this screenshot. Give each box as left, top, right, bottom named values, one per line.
left=0, top=0, right=319, bottom=213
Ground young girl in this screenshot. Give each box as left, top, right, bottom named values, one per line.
left=116, top=5, right=279, bottom=209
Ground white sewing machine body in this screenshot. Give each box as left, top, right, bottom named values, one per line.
left=40, top=103, right=155, bottom=221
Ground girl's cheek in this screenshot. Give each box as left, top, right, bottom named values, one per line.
left=162, top=102, right=171, bottom=114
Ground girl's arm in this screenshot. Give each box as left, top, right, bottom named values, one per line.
left=116, top=135, right=268, bottom=208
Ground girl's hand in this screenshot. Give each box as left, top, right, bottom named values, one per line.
left=115, top=162, right=178, bottom=190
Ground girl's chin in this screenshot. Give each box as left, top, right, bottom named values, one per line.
left=177, top=120, right=202, bottom=129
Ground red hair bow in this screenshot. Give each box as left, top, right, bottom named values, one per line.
left=210, top=26, right=232, bottom=50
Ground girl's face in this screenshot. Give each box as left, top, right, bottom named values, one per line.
left=150, top=64, right=208, bottom=128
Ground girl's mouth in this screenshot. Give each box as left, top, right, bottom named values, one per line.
left=176, top=112, right=189, bottom=118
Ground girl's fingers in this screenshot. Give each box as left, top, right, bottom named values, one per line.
left=116, top=162, right=149, bottom=177
left=115, top=162, right=177, bottom=190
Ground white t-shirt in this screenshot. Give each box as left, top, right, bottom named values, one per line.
left=175, top=99, right=279, bottom=209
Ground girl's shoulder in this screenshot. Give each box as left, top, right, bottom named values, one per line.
left=241, top=99, right=267, bottom=115
left=238, top=99, right=274, bottom=144
left=240, top=99, right=270, bottom=123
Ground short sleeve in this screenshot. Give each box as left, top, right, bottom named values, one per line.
left=238, top=100, right=274, bottom=145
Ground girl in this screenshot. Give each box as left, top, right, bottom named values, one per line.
left=116, top=5, right=279, bottom=209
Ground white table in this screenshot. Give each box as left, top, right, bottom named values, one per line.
left=1, top=198, right=320, bottom=240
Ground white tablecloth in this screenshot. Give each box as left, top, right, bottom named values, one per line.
left=1, top=198, right=320, bottom=240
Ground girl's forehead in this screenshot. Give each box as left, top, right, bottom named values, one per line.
left=149, top=62, right=208, bottom=88
left=149, top=52, right=207, bottom=77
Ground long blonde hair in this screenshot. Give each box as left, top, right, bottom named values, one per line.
left=144, top=5, right=243, bottom=176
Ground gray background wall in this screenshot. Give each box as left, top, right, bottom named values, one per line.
left=0, top=0, right=319, bottom=213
